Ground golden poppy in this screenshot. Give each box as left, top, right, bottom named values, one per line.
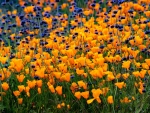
left=25, top=86, right=30, bottom=93
left=107, top=73, right=115, bottom=81
left=27, top=80, right=36, bottom=89
left=115, top=82, right=125, bottom=89
left=57, top=104, right=61, bottom=109
left=24, top=55, right=31, bottom=63
left=17, top=74, right=25, bottom=83
left=142, top=63, right=149, bottom=70
left=122, top=61, right=131, bottom=70
left=36, top=80, right=42, bottom=88
left=48, top=85, right=55, bottom=93
left=78, top=80, right=87, bottom=90
left=122, top=73, right=129, bottom=80
left=18, top=85, right=25, bottom=93
left=53, top=72, right=61, bottom=79
left=107, top=96, right=114, bottom=104
left=38, top=88, right=41, bottom=94
left=74, top=91, right=81, bottom=100
left=139, top=70, right=147, bottom=78
left=18, top=98, right=23, bottom=104
left=81, top=91, right=89, bottom=99
left=56, top=86, right=62, bottom=95
left=13, top=90, right=20, bottom=97
left=145, top=59, right=150, bottom=66
left=1, top=82, right=9, bottom=91
left=87, top=98, right=95, bottom=104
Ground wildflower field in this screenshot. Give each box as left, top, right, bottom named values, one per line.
left=0, top=0, right=150, bottom=112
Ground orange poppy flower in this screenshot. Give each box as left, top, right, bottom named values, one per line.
left=25, top=86, right=30, bottom=93
left=13, top=90, right=20, bottom=97
left=64, top=73, right=71, bottom=82
left=122, top=61, right=131, bottom=70
left=61, top=3, right=68, bottom=9
left=0, top=57, right=8, bottom=64
left=25, top=68, right=29, bottom=74
left=18, top=85, right=25, bottom=93
left=52, top=50, right=59, bottom=57
left=36, top=80, right=42, bottom=88
left=17, top=74, right=25, bottom=83
left=1, top=82, right=9, bottom=91
left=70, top=82, right=78, bottom=92
left=83, top=10, right=91, bottom=16
left=132, top=24, right=139, bottom=31
left=44, top=6, right=51, bottom=12
left=81, top=91, right=89, bottom=99
left=48, top=85, right=55, bottom=93
left=107, top=96, right=114, bottom=104
left=139, top=70, right=147, bottom=78
left=74, top=91, right=81, bottom=100
left=140, top=24, right=146, bottom=30
left=145, top=59, right=150, bottom=66
left=57, top=104, right=61, bottom=109
left=115, top=82, right=126, bottom=89
left=56, top=86, right=62, bottom=95
left=122, top=73, right=129, bottom=80
left=102, top=87, right=109, bottom=96
left=38, top=88, right=41, bottom=94
left=92, top=89, right=102, bottom=99
left=78, top=80, right=87, bottom=90
left=134, top=36, right=143, bottom=45
left=27, top=80, right=36, bottom=89
left=107, top=73, right=115, bottom=81
left=142, top=63, right=149, bottom=70
left=24, top=55, right=31, bottom=63
left=35, top=67, right=45, bottom=78
left=120, top=97, right=131, bottom=103
left=78, top=57, right=86, bottom=66
left=53, top=72, right=61, bottom=79
left=76, top=68, right=84, bottom=75
left=18, top=98, right=23, bottom=104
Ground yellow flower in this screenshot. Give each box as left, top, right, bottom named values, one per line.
left=87, top=98, right=95, bottom=104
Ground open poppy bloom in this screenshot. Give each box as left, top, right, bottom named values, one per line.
left=56, top=86, right=62, bottom=95
left=1, top=82, right=9, bottom=91
left=115, top=82, right=126, bottom=89
left=122, top=61, right=131, bottom=70
left=107, top=96, right=114, bottom=104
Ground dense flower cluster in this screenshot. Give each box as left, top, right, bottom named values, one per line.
left=0, top=0, right=150, bottom=112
